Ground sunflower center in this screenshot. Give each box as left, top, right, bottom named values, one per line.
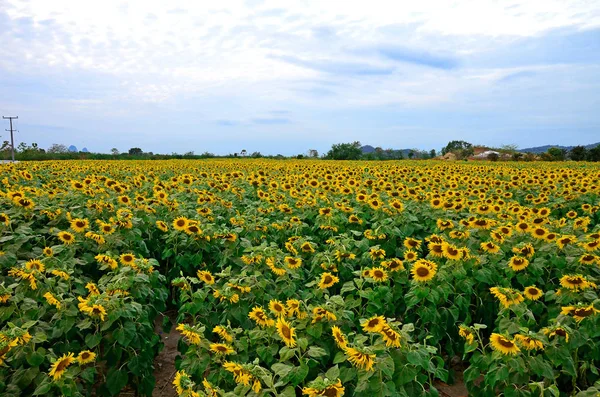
left=374, top=270, right=384, bottom=278
left=56, top=359, right=71, bottom=372
left=527, top=288, right=539, bottom=295
left=416, top=267, right=430, bottom=277
left=574, top=308, right=594, bottom=317
left=281, top=325, right=291, bottom=338
left=567, top=278, right=583, bottom=285
left=324, top=276, right=333, bottom=284
left=497, top=338, right=515, bottom=348
left=177, top=220, right=185, bottom=227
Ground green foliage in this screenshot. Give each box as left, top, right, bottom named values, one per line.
left=325, top=141, right=363, bottom=160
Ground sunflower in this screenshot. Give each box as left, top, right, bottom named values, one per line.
left=272, top=315, right=297, bottom=348
left=345, top=347, right=375, bottom=371
left=458, top=325, right=474, bottom=344
left=523, top=286, right=543, bottom=301
left=480, top=241, right=500, bottom=254
left=57, top=231, right=75, bottom=245
left=379, top=324, right=401, bottom=347
left=49, top=352, right=75, bottom=380
left=543, top=326, right=569, bottom=342
left=248, top=306, right=275, bottom=327
left=369, top=248, right=386, bottom=260
left=442, top=242, right=462, bottom=260
left=197, top=270, right=215, bottom=285
left=119, top=253, right=136, bottom=266
left=0, top=213, right=9, bottom=226
left=579, top=254, right=598, bottom=265
left=269, top=300, right=287, bottom=317
left=561, top=305, right=599, bottom=322
left=156, top=220, right=168, bottom=232
left=185, top=224, right=202, bottom=235
left=404, top=250, right=418, bottom=262
left=51, top=269, right=70, bottom=280
left=489, top=333, right=520, bottom=355
left=437, top=219, right=454, bottom=231
left=26, top=259, right=45, bottom=273
left=428, top=242, right=445, bottom=258
left=514, top=334, right=544, bottom=351
left=213, top=325, right=233, bottom=343
left=210, top=343, right=235, bottom=355
left=76, top=350, right=96, bottom=365
left=515, top=221, right=530, bottom=233
left=581, top=240, right=600, bottom=252
left=302, top=379, right=345, bottom=397
left=411, top=260, right=437, bottom=282
left=361, top=315, right=386, bottom=333
left=489, top=287, right=524, bottom=308
left=301, top=242, right=315, bottom=253
left=530, top=227, right=549, bottom=239
left=173, top=370, right=195, bottom=395
left=70, top=218, right=89, bottom=233
left=172, top=217, right=189, bottom=231
left=318, top=272, right=339, bottom=289
left=384, top=258, right=405, bottom=272
left=508, top=256, right=529, bottom=272
left=312, top=307, right=337, bottom=323
left=43, top=292, right=61, bottom=309
left=319, top=207, right=333, bottom=216
left=331, top=326, right=348, bottom=350
left=284, top=256, right=302, bottom=269
left=43, top=247, right=54, bottom=257
left=512, top=243, right=535, bottom=258
left=559, top=274, right=594, bottom=291
left=176, top=324, right=202, bottom=345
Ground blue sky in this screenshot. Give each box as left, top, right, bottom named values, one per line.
left=1, top=0, right=599, bottom=155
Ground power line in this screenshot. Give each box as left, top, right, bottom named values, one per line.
left=2, top=116, right=18, bottom=162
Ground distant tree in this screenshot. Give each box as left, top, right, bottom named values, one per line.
left=251, top=151, right=263, bottom=158
left=500, top=144, right=519, bottom=152
left=408, top=150, right=414, bottom=159
left=441, top=140, right=474, bottom=159
left=569, top=145, right=588, bottom=161
left=307, top=149, right=319, bottom=158
left=111, top=148, right=120, bottom=156
left=488, top=152, right=499, bottom=162
left=183, top=151, right=195, bottom=157
left=512, top=152, right=523, bottom=161
left=296, top=154, right=304, bottom=159
left=546, top=147, right=566, bottom=161
left=588, top=145, right=600, bottom=162
left=241, top=149, right=247, bottom=157
left=128, top=147, right=143, bottom=155
left=429, top=149, right=437, bottom=159
left=47, top=144, right=69, bottom=153
left=325, top=141, right=362, bottom=160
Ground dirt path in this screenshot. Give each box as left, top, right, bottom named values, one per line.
left=152, top=313, right=179, bottom=397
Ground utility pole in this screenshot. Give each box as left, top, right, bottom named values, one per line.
left=2, top=116, right=18, bottom=162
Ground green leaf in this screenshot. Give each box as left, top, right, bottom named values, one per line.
left=325, top=365, right=340, bottom=380
left=32, top=378, right=52, bottom=396
left=308, top=346, right=327, bottom=358
left=85, top=333, right=102, bottom=349
left=333, top=351, right=346, bottom=364
left=379, top=355, right=395, bottom=378
left=106, top=368, right=128, bottom=396
left=272, top=363, right=293, bottom=379
left=280, top=386, right=296, bottom=397
left=26, top=350, right=45, bottom=366
left=279, top=346, right=296, bottom=361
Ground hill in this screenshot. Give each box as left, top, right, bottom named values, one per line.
left=519, top=142, right=600, bottom=153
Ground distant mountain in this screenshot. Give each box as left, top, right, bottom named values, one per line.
left=68, top=145, right=78, bottom=152
left=361, top=145, right=375, bottom=154
left=519, top=142, right=600, bottom=154
left=81, top=147, right=89, bottom=153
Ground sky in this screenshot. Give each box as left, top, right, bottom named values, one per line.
left=1, top=0, right=599, bottom=156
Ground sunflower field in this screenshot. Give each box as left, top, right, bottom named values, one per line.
left=1, top=160, right=600, bottom=397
